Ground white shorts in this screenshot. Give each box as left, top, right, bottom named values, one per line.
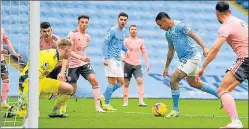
left=178, top=53, right=202, bottom=76
left=104, top=59, right=124, bottom=77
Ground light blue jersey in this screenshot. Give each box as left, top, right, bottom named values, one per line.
left=165, top=20, right=197, bottom=62
left=102, top=25, right=128, bottom=61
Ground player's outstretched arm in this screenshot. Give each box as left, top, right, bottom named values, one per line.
left=197, top=37, right=226, bottom=79
left=201, top=37, right=226, bottom=69
left=187, top=30, right=209, bottom=57
left=4, top=36, right=22, bottom=59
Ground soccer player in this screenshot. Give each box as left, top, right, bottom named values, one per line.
left=155, top=12, right=220, bottom=117
left=122, top=25, right=150, bottom=107
left=102, top=12, right=130, bottom=111
left=39, top=22, right=66, bottom=87
left=39, top=21, right=70, bottom=103
left=197, top=1, right=248, bottom=128
left=4, top=38, right=73, bottom=118
left=65, top=14, right=105, bottom=112
left=40, top=22, right=59, bottom=50
left=1, top=27, right=22, bottom=108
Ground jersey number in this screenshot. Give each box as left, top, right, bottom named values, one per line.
left=87, top=65, right=92, bottom=70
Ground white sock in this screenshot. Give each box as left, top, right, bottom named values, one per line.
left=232, top=118, right=240, bottom=123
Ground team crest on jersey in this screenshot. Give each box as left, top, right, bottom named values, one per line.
left=105, top=32, right=111, bottom=39
left=41, top=62, right=49, bottom=70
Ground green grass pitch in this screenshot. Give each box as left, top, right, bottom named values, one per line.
left=1, top=98, right=248, bottom=128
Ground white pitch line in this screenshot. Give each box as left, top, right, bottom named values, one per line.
left=118, top=111, right=248, bottom=119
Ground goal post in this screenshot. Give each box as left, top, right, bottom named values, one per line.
left=27, top=1, right=40, bottom=128
left=0, top=1, right=40, bottom=128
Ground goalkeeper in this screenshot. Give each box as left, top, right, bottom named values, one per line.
left=5, top=38, right=73, bottom=118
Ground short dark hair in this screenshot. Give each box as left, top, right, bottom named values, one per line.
left=118, top=12, right=128, bottom=19
left=155, top=12, right=171, bottom=21
left=216, top=1, right=229, bottom=13
left=78, top=14, right=90, bottom=21
left=40, top=22, right=51, bottom=29
left=129, top=25, right=137, bottom=30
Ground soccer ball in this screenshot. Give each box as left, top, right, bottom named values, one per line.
left=152, top=103, right=168, bottom=117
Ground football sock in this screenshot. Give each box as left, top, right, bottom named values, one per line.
left=123, top=86, right=129, bottom=104
left=171, top=89, right=180, bottom=112
left=92, top=86, right=101, bottom=108
left=220, top=91, right=239, bottom=121
left=104, top=84, right=114, bottom=105
left=199, top=82, right=219, bottom=98
left=2, top=79, right=9, bottom=104
left=112, top=82, right=123, bottom=92
left=54, top=94, right=71, bottom=109
left=138, top=83, right=144, bottom=103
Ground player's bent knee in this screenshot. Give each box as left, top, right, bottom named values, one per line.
left=117, top=78, right=125, bottom=85
left=108, top=77, right=116, bottom=85
left=119, top=81, right=124, bottom=85
left=58, top=82, right=73, bottom=94
left=188, top=81, right=201, bottom=88
left=169, top=78, right=177, bottom=86
left=89, top=77, right=98, bottom=86
left=124, top=82, right=130, bottom=87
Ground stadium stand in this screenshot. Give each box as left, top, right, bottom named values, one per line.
left=1, top=1, right=248, bottom=98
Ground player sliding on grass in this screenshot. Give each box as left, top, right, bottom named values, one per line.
left=1, top=27, right=22, bottom=109
left=122, top=25, right=150, bottom=107
left=4, top=38, right=73, bottom=118
left=155, top=12, right=220, bottom=117
left=197, top=1, right=248, bottom=128
left=63, top=14, right=105, bottom=113
left=102, top=12, right=130, bottom=111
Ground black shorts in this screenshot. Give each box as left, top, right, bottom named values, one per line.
left=46, top=66, right=62, bottom=79
left=124, top=62, right=143, bottom=82
left=1, top=60, right=8, bottom=77
left=66, top=63, right=95, bottom=83
left=226, top=57, right=249, bottom=83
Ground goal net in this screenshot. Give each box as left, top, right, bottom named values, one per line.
left=1, top=1, right=39, bottom=128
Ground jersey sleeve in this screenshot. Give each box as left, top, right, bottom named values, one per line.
left=178, top=22, right=192, bottom=35
left=67, top=31, right=74, bottom=42
left=102, top=29, right=114, bottom=59
left=52, top=34, right=60, bottom=48
left=39, top=52, right=49, bottom=78
left=88, top=34, right=91, bottom=43
left=217, top=24, right=231, bottom=39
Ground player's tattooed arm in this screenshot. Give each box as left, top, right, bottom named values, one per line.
left=165, top=44, right=175, bottom=70
left=188, top=30, right=209, bottom=57
left=170, top=69, right=187, bottom=90
left=188, top=30, right=206, bottom=48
